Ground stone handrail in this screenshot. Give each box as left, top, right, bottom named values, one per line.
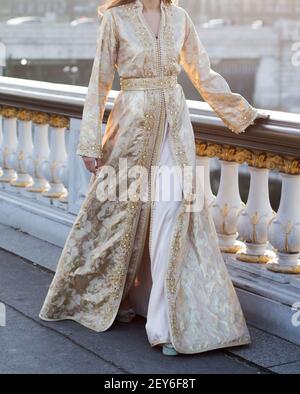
left=0, top=76, right=300, bottom=274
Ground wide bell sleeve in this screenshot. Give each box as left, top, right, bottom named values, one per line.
left=179, top=10, right=258, bottom=134
left=76, top=10, right=118, bottom=158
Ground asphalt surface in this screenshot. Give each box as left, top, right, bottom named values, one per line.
left=0, top=248, right=298, bottom=374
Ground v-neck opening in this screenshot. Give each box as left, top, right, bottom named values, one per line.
left=136, top=1, right=164, bottom=41
left=142, top=12, right=162, bottom=40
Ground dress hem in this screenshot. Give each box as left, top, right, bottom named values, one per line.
left=172, top=335, right=251, bottom=355
left=39, top=313, right=251, bottom=354
left=149, top=340, right=173, bottom=348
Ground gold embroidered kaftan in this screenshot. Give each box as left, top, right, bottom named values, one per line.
left=39, top=0, right=258, bottom=354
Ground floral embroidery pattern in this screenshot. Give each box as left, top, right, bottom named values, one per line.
left=40, top=2, right=253, bottom=353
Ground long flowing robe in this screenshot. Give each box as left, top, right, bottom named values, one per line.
left=39, top=0, right=259, bottom=354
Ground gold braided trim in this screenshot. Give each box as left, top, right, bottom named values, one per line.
left=76, top=142, right=103, bottom=159
left=120, top=75, right=178, bottom=91
left=196, top=141, right=300, bottom=175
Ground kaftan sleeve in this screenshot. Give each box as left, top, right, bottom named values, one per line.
left=76, top=10, right=118, bottom=158
left=179, top=10, right=258, bottom=134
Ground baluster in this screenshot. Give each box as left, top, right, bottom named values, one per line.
left=196, top=156, right=215, bottom=207
left=54, top=122, right=70, bottom=210
left=267, top=173, right=300, bottom=274
left=196, top=142, right=219, bottom=207
left=211, top=160, right=244, bottom=253
left=25, top=112, right=50, bottom=197
left=10, top=109, right=34, bottom=190
left=63, top=117, right=89, bottom=215
left=237, top=167, right=275, bottom=263
left=0, top=106, right=18, bottom=186
left=0, top=107, right=3, bottom=177
left=41, top=115, right=69, bottom=203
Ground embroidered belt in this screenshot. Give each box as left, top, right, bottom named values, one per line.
left=120, top=75, right=178, bottom=91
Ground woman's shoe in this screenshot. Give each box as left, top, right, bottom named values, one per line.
left=162, top=343, right=178, bottom=356
left=116, top=308, right=136, bottom=323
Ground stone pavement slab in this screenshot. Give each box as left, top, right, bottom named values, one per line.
left=270, top=361, right=300, bottom=374
left=2, top=247, right=300, bottom=374
left=228, top=326, right=300, bottom=368
left=0, top=224, right=61, bottom=271
left=0, top=306, right=122, bottom=374
left=0, top=249, right=262, bottom=374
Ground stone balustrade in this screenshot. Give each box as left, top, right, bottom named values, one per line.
left=194, top=110, right=300, bottom=274
left=0, top=76, right=300, bottom=276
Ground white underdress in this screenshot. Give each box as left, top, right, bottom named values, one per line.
left=145, top=119, right=183, bottom=346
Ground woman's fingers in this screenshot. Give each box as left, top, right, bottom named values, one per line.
left=95, top=157, right=104, bottom=171
left=82, top=156, right=97, bottom=174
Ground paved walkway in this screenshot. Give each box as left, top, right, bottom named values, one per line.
left=0, top=248, right=300, bottom=374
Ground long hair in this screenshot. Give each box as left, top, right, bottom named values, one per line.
left=98, top=0, right=177, bottom=17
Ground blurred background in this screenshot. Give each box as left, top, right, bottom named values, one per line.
left=0, top=0, right=299, bottom=113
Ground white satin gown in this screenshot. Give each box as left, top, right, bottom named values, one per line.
left=145, top=118, right=183, bottom=346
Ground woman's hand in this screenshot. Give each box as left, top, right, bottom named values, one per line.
left=82, top=156, right=104, bottom=175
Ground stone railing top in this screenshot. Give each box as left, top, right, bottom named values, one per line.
left=0, top=76, right=300, bottom=160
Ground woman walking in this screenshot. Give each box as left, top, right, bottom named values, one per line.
left=39, top=0, right=267, bottom=356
